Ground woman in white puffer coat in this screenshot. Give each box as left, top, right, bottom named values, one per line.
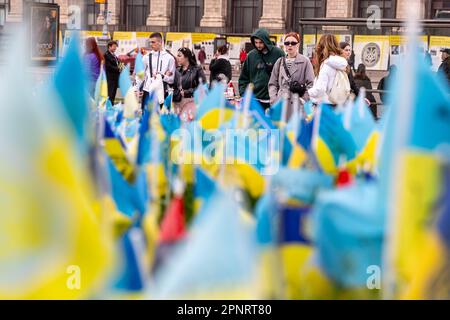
left=308, top=34, right=349, bottom=106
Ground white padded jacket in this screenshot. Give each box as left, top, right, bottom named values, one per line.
left=308, top=55, right=348, bottom=104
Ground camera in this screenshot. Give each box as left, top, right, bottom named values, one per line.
left=289, top=81, right=307, bottom=96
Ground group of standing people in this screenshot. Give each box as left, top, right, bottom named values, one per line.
left=84, top=33, right=219, bottom=117
left=238, top=29, right=398, bottom=120
left=83, top=29, right=450, bottom=122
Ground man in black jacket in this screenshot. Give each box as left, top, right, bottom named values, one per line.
left=438, top=48, right=450, bottom=88
left=104, top=40, right=121, bottom=104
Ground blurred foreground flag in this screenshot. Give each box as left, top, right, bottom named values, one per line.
left=149, top=191, right=258, bottom=299
left=0, top=33, right=113, bottom=298
left=119, top=65, right=140, bottom=118
left=196, top=83, right=234, bottom=130
left=380, top=43, right=450, bottom=298
left=53, top=31, right=89, bottom=146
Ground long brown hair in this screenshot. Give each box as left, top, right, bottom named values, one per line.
left=85, top=37, right=103, bottom=63
left=339, top=41, right=351, bottom=74
left=313, top=34, right=343, bottom=76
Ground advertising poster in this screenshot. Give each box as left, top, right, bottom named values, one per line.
left=62, top=30, right=111, bottom=57
left=165, top=33, right=192, bottom=56
left=227, top=36, right=249, bottom=65
left=136, top=32, right=152, bottom=49
left=273, top=33, right=285, bottom=52
left=429, top=36, right=450, bottom=72
left=353, top=35, right=390, bottom=71
left=337, top=34, right=353, bottom=46
left=192, top=33, right=217, bottom=64
left=389, top=35, right=429, bottom=67
left=29, top=3, right=60, bottom=62
left=113, top=31, right=136, bottom=56
left=302, top=34, right=316, bottom=59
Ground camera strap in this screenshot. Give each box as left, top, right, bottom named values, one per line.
left=282, top=57, right=292, bottom=80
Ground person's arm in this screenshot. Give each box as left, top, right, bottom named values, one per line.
left=268, top=58, right=281, bottom=105
left=307, top=66, right=328, bottom=100
left=238, top=57, right=250, bottom=96
left=162, top=54, right=175, bottom=85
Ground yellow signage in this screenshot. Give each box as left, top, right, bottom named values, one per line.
left=113, top=32, right=134, bottom=41
left=429, top=36, right=450, bottom=48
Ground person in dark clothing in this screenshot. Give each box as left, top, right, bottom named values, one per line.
left=349, top=50, right=356, bottom=71
left=175, top=47, right=207, bottom=117
left=238, top=28, right=285, bottom=109
left=209, top=45, right=232, bottom=87
left=198, top=47, right=207, bottom=67
left=340, top=42, right=359, bottom=97
left=377, top=64, right=397, bottom=105
left=438, top=48, right=450, bottom=88
left=354, top=63, right=377, bottom=118
left=104, top=40, right=121, bottom=104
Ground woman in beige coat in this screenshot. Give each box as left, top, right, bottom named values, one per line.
left=269, top=32, right=315, bottom=119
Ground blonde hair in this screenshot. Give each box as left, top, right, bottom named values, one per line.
left=314, top=34, right=343, bottom=76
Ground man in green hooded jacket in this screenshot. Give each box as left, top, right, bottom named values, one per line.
left=238, top=28, right=285, bottom=109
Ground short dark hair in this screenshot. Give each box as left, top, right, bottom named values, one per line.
left=107, top=40, right=118, bottom=48
left=217, top=45, right=228, bottom=55
left=149, top=32, right=163, bottom=41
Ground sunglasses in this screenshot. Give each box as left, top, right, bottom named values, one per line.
left=284, top=41, right=299, bottom=46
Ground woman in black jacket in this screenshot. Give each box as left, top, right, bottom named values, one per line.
left=175, top=47, right=207, bottom=117
left=340, top=42, right=359, bottom=97
left=209, top=45, right=232, bottom=87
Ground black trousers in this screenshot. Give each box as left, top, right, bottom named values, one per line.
left=107, top=79, right=119, bottom=105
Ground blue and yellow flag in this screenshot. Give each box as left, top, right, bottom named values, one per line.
left=379, top=41, right=450, bottom=298
left=0, top=32, right=113, bottom=298
left=196, top=83, right=234, bottom=130
left=119, top=65, right=140, bottom=119
left=312, top=104, right=357, bottom=175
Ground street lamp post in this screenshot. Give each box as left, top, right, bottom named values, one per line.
left=97, top=0, right=110, bottom=52
left=101, top=0, right=109, bottom=40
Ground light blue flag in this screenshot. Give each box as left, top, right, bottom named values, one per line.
left=312, top=180, right=383, bottom=288
left=342, top=94, right=377, bottom=152
left=150, top=191, right=258, bottom=299
left=268, top=98, right=284, bottom=124
left=107, top=157, right=147, bottom=219
left=119, top=65, right=132, bottom=97
left=271, top=168, right=334, bottom=204
left=194, top=167, right=216, bottom=202
left=163, top=92, right=173, bottom=110
left=53, top=31, right=89, bottom=143
left=255, top=193, right=278, bottom=246
left=113, top=227, right=147, bottom=292
left=194, top=83, right=209, bottom=105
left=134, top=49, right=145, bottom=79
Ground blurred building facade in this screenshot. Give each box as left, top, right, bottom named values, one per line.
left=0, top=0, right=448, bottom=33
